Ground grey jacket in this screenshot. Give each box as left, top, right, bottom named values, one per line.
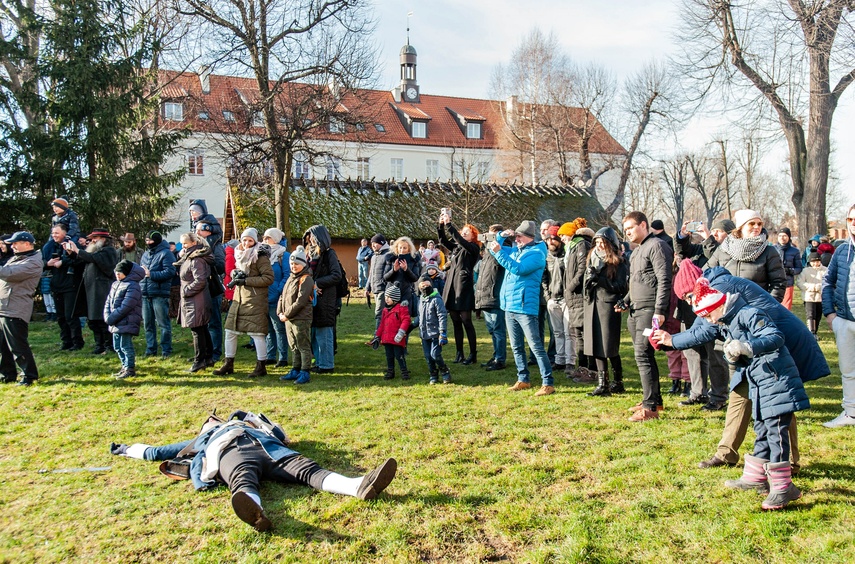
left=624, top=233, right=673, bottom=315
left=0, top=250, right=43, bottom=321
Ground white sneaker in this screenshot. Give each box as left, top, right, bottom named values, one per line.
left=823, top=412, right=855, bottom=428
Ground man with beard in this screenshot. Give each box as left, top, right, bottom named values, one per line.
left=64, top=229, right=120, bottom=354
left=119, top=233, right=144, bottom=264
left=1, top=232, right=43, bottom=386
left=45, top=224, right=85, bottom=351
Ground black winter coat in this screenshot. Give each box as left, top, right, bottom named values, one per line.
left=383, top=252, right=421, bottom=309
left=707, top=242, right=786, bottom=303
left=583, top=259, right=628, bottom=358
left=304, top=225, right=342, bottom=328
left=75, top=244, right=120, bottom=320
left=437, top=222, right=480, bottom=311
left=543, top=246, right=566, bottom=300
left=474, top=249, right=504, bottom=310
left=104, top=263, right=145, bottom=335
left=563, top=235, right=592, bottom=326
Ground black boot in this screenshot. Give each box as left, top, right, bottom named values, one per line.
left=668, top=379, right=682, bottom=394
left=609, top=365, right=624, bottom=393
left=589, top=371, right=611, bottom=396
left=383, top=368, right=395, bottom=380
left=462, top=352, right=477, bottom=365
left=453, top=350, right=465, bottom=364
left=401, top=369, right=410, bottom=380
left=92, top=332, right=106, bottom=355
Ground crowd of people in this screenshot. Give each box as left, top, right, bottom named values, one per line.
left=1, top=197, right=854, bottom=514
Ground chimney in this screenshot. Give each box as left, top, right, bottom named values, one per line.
left=199, top=66, right=211, bottom=95
left=391, top=86, right=401, bottom=103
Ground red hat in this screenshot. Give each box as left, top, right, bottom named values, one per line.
left=692, top=278, right=726, bottom=317
left=87, top=228, right=112, bottom=239
left=546, top=225, right=560, bottom=239
left=673, top=259, right=703, bottom=300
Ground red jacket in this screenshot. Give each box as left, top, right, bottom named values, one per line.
left=224, top=244, right=236, bottom=301
left=376, top=303, right=410, bottom=347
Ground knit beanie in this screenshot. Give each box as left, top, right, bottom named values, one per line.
left=385, top=283, right=401, bottom=304
left=189, top=203, right=204, bottom=214
left=546, top=225, right=560, bottom=239
left=371, top=233, right=387, bottom=245
left=263, top=228, right=285, bottom=244
left=557, top=218, right=587, bottom=238
left=733, top=209, right=761, bottom=231
left=290, top=245, right=308, bottom=269
left=115, top=259, right=134, bottom=276
left=779, top=227, right=792, bottom=238
left=147, top=231, right=163, bottom=246
left=710, top=218, right=736, bottom=234
left=692, top=278, right=726, bottom=317
left=808, top=251, right=820, bottom=262
left=673, top=259, right=703, bottom=300
left=240, top=228, right=258, bottom=242
left=651, top=219, right=665, bottom=231
left=51, top=197, right=69, bottom=211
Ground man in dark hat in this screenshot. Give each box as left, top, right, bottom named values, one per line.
left=774, top=227, right=802, bottom=311
left=650, top=219, right=673, bottom=250
left=120, top=233, right=144, bottom=264
left=64, top=229, right=120, bottom=354
left=0, top=232, right=43, bottom=385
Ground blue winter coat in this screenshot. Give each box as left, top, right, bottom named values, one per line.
left=774, top=242, right=803, bottom=287
left=140, top=240, right=176, bottom=298
left=104, top=263, right=145, bottom=335
left=189, top=199, right=223, bottom=247
left=822, top=238, right=854, bottom=322
left=418, top=290, right=448, bottom=340
left=717, top=294, right=809, bottom=420
left=490, top=235, right=546, bottom=316
left=671, top=266, right=830, bottom=382
left=267, top=245, right=291, bottom=306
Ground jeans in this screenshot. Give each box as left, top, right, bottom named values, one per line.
left=384, top=344, right=408, bottom=373
left=112, top=333, right=136, bottom=369
left=142, top=296, right=172, bottom=356
left=357, top=262, right=369, bottom=288
left=421, top=337, right=448, bottom=374
left=627, top=308, right=661, bottom=410
left=266, top=304, right=289, bottom=362
left=506, top=311, right=553, bottom=386
left=482, top=308, right=506, bottom=364
left=208, top=294, right=223, bottom=360
left=753, top=412, right=793, bottom=463
left=312, top=326, right=334, bottom=369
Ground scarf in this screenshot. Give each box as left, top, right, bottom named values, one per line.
left=234, top=243, right=259, bottom=273
left=720, top=234, right=768, bottom=262
left=588, top=248, right=606, bottom=273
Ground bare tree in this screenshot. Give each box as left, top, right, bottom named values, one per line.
left=622, top=165, right=662, bottom=219
left=678, top=0, right=855, bottom=240
left=660, top=156, right=691, bottom=228
left=686, top=151, right=728, bottom=225
left=177, top=0, right=378, bottom=241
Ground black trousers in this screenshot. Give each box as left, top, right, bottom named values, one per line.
left=191, top=325, right=213, bottom=362
left=55, top=291, right=84, bottom=348
left=627, top=308, right=662, bottom=410
left=217, top=434, right=331, bottom=496
left=0, top=316, right=39, bottom=381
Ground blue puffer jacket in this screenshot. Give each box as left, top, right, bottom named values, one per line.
left=267, top=245, right=290, bottom=305
left=822, top=238, right=854, bottom=322
left=140, top=240, right=176, bottom=298
left=671, top=266, right=830, bottom=382
left=418, top=289, right=448, bottom=340
left=717, top=294, right=810, bottom=420
left=490, top=235, right=546, bottom=316
left=774, top=242, right=803, bottom=287
left=104, top=263, right=145, bottom=335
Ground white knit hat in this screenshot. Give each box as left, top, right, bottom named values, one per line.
left=263, top=228, right=284, bottom=244
left=240, top=228, right=259, bottom=242
left=733, top=209, right=762, bottom=231
left=290, top=245, right=308, bottom=268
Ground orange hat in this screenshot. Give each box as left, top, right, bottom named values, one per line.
left=557, top=218, right=587, bottom=238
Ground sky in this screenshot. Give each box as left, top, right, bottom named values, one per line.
left=370, top=0, right=855, bottom=218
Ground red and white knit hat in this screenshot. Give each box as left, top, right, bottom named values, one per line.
left=692, top=278, right=726, bottom=317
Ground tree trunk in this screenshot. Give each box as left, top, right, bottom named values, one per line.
left=275, top=151, right=293, bottom=246
left=798, top=97, right=833, bottom=242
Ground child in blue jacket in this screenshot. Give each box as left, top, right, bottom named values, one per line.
left=689, top=277, right=808, bottom=510
left=105, top=260, right=144, bottom=379
left=418, top=275, right=451, bottom=384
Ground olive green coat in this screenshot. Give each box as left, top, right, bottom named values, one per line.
left=224, top=249, right=274, bottom=334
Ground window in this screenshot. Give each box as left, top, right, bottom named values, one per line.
left=162, top=102, right=183, bottom=121
left=356, top=157, right=370, bottom=179
left=426, top=159, right=439, bottom=181
left=251, top=112, right=265, bottom=128
left=329, top=117, right=344, bottom=133
left=187, top=150, right=204, bottom=176
left=294, top=154, right=309, bottom=179
left=374, top=123, right=386, bottom=132
left=390, top=158, right=403, bottom=181
left=411, top=121, right=426, bottom=139
left=222, top=110, right=235, bottom=122
left=198, top=111, right=209, bottom=120
left=477, top=161, right=490, bottom=181
left=355, top=122, right=365, bottom=132
left=466, top=121, right=481, bottom=139
left=326, top=157, right=341, bottom=180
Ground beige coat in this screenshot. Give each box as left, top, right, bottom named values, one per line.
left=797, top=266, right=826, bottom=303
left=225, top=250, right=273, bottom=334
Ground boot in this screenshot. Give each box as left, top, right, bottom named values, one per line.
left=383, top=368, right=395, bottom=380
left=461, top=352, right=477, bottom=365
left=609, top=365, right=625, bottom=393
left=588, top=371, right=611, bottom=396
left=724, top=454, right=770, bottom=493
left=92, top=332, right=106, bottom=355
left=401, top=369, right=410, bottom=380
left=248, top=360, right=267, bottom=377
left=761, top=462, right=801, bottom=510
left=213, top=357, right=235, bottom=375
left=668, top=379, right=682, bottom=394
left=453, top=350, right=465, bottom=364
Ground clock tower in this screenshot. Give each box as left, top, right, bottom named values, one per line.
left=400, top=43, right=419, bottom=103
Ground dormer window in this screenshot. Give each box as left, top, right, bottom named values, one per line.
left=198, top=111, right=209, bottom=120
left=329, top=117, right=345, bottom=133
left=466, top=121, right=482, bottom=139
left=223, top=110, right=235, bottom=122
left=412, top=121, right=426, bottom=139
left=162, top=101, right=184, bottom=121
left=251, top=112, right=265, bottom=128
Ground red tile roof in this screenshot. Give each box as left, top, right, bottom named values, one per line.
left=156, top=69, right=626, bottom=155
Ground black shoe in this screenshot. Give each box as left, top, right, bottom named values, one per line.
left=527, top=359, right=537, bottom=366
left=701, top=401, right=727, bottom=411
left=243, top=341, right=256, bottom=350
left=264, top=359, right=277, bottom=366
left=275, top=360, right=289, bottom=368
left=2, top=375, right=17, bottom=383
left=667, top=380, right=682, bottom=394
left=316, top=367, right=334, bottom=374
left=60, top=343, right=74, bottom=351
left=92, top=346, right=106, bottom=355
left=188, top=360, right=208, bottom=373
left=609, top=381, right=625, bottom=393
left=383, top=371, right=395, bottom=380
left=17, top=378, right=35, bottom=386
left=679, top=395, right=708, bottom=406
left=452, top=351, right=465, bottom=364
left=356, top=458, right=397, bottom=500
left=485, top=362, right=506, bottom=371
left=551, top=363, right=566, bottom=371
left=401, top=371, right=411, bottom=380
left=231, top=491, right=271, bottom=532
left=698, top=455, right=736, bottom=469
left=461, top=353, right=477, bottom=366
left=481, top=358, right=496, bottom=368
left=68, top=344, right=84, bottom=351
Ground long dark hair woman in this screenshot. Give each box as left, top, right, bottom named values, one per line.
left=437, top=212, right=481, bottom=364
left=582, top=227, right=628, bottom=395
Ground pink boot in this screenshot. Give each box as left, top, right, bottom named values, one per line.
left=761, top=461, right=801, bottom=510
left=724, top=454, right=769, bottom=493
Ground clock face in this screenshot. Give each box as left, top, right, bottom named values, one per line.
left=406, top=87, right=417, bottom=100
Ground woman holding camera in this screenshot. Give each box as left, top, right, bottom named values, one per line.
left=437, top=212, right=481, bottom=364
left=214, top=228, right=274, bottom=377
left=383, top=236, right=421, bottom=320
left=176, top=232, right=214, bottom=372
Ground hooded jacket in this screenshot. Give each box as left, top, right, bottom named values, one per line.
left=303, top=225, right=342, bottom=328
left=189, top=199, right=223, bottom=247
left=177, top=245, right=213, bottom=329
left=822, top=237, right=854, bottom=322
left=801, top=235, right=821, bottom=266
left=104, top=263, right=145, bottom=334
left=490, top=235, right=546, bottom=316
left=140, top=240, right=176, bottom=298
left=671, top=266, right=830, bottom=383
left=418, top=288, right=448, bottom=340
left=0, top=249, right=43, bottom=321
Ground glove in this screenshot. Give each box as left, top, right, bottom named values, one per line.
left=439, top=333, right=448, bottom=346
left=723, top=339, right=753, bottom=363
left=230, top=269, right=242, bottom=280
left=110, top=442, right=128, bottom=456
left=232, top=278, right=246, bottom=287
left=394, top=329, right=406, bottom=343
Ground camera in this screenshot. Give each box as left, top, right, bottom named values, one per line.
left=227, top=270, right=247, bottom=289
left=440, top=207, right=451, bottom=220
left=686, top=221, right=702, bottom=232
left=615, top=298, right=628, bottom=311
left=477, top=232, right=497, bottom=243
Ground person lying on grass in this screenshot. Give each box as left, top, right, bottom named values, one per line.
left=655, top=278, right=808, bottom=510
left=110, top=410, right=397, bottom=532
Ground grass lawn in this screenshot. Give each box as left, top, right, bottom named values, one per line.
left=1, top=294, right=852, bottom=563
